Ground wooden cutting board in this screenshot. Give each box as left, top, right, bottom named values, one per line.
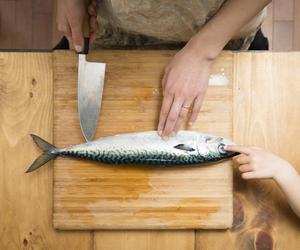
left=53, top=50, right=234, bottom=230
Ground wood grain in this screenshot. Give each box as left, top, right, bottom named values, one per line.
left=13, top=0, right=33, bottom=49
left=53, top=50, right=234, bottom=231
left=196, top=52, right=300, bottom=249
left=274, top=0, right=294, bottom=21
left=0, top=52, right=91, bottom=250
left=273, top=21, right=294, bottom=51
left=32, top=13, right=53, bottom=49
left=94, top=230, right=195, bottom=250
left=0, top=1, right=15, bottom=48
left=293, top=0, right=300, bottom=50
left=33, top=0, right=52, bottom=14
left=0, top=0, right=53, bottom=49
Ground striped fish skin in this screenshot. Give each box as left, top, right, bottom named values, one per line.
left=52, top=131, right=237, bottom=166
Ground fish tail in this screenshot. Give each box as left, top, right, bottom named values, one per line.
left=25, top=134, right=58, bottom=173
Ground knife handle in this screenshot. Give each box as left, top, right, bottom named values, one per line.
left=79, top=37, right=90, bottom=55
left=79, top=15, right=90, bottom=55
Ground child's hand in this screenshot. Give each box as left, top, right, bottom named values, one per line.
left=226, top=145, right=300, bottom=218
left=225, top=145, right=293, bottom=180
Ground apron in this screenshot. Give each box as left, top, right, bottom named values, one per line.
left=93, top=0, right=266, bottom=50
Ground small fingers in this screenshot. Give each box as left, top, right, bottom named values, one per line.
left=235, top=155, right=251, bottom=165
left=238, top=164, right=253, bottom=172
left=225, top=145, right=252, bottom=155
left=241, top=171, right=256, bottom=180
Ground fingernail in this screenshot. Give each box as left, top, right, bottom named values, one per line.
left=224, top=145, right=228, bottom=150
left=162, top=136, right=169, bottom=141
left=171, top=132, right=176, bottom=137
left=75, top=45, right=82, bottom=52
left=158, top=130, right=162, bottom=136
left=188, top=122, right=193, bottom=126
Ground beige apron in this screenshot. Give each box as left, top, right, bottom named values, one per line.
left=94, top=0, right=266, bottom=50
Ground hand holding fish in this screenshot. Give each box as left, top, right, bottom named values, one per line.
left=57, top=0, right=98, bottom=52
left=158, top=42, right=213, bottom=139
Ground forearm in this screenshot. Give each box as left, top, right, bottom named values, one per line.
left=275, top=165, right=300, bottom=218
left=187, top=0, right=271, bottom=59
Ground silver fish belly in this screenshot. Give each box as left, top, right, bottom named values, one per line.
left=26, top=131, right=237, bottom=173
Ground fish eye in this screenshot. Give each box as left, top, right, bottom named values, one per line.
left=217, top=143, right=227, bottom=154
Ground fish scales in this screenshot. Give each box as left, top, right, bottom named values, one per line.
left=26, top=131, right=238, bottom=173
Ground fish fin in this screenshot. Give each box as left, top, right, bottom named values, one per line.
left=25, top=152, right=56, bottom=173
left=25, top=134, right=57, bottom=173
left=30, top=134, right=56, bottom=152
left=174, top=144, right=195, bottom=152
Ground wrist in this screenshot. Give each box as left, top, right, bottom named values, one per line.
left=185, top=36, right=220, bottom=62
left=185, top=24, right=230, bottom=61
left=274, top=162, right=297, bottom=184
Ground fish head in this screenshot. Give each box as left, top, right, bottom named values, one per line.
left=198, top=136, right=237, bottom=159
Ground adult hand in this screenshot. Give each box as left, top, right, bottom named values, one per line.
left=57, top=0, right=98, bottom=52
left=157, top=44, right=213, bottom=139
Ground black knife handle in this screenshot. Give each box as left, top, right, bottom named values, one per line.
left=79, top=37, right=90, bottom=55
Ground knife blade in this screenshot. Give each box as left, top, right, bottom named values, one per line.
left=78, top=38, right=106, bottom=141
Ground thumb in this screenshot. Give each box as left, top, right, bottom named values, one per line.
left=70, top=21, right=84, bottom=52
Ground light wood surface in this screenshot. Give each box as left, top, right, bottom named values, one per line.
left=196, top=52, right=300, bottom=249
left=53, top=50, right=234, bottom=230
left=0, top=53, right=91, bottom=249
left=94, top=230, right=195, bottom=250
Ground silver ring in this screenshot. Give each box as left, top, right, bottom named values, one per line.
left=181, top=105, right=190, bottom=110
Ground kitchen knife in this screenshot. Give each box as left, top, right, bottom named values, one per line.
left=78, top=37, right=106, bottom=141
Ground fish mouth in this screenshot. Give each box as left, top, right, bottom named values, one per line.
left=217, top=143, right=227, bottom=155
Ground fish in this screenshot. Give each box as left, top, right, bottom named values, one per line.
left=25, top=131, right=238, bottom=173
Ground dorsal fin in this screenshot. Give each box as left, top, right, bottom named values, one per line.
left=174, top=144, right=195, bottom=152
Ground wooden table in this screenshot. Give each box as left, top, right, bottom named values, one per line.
left=0, top=51, right=299, bottom=250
